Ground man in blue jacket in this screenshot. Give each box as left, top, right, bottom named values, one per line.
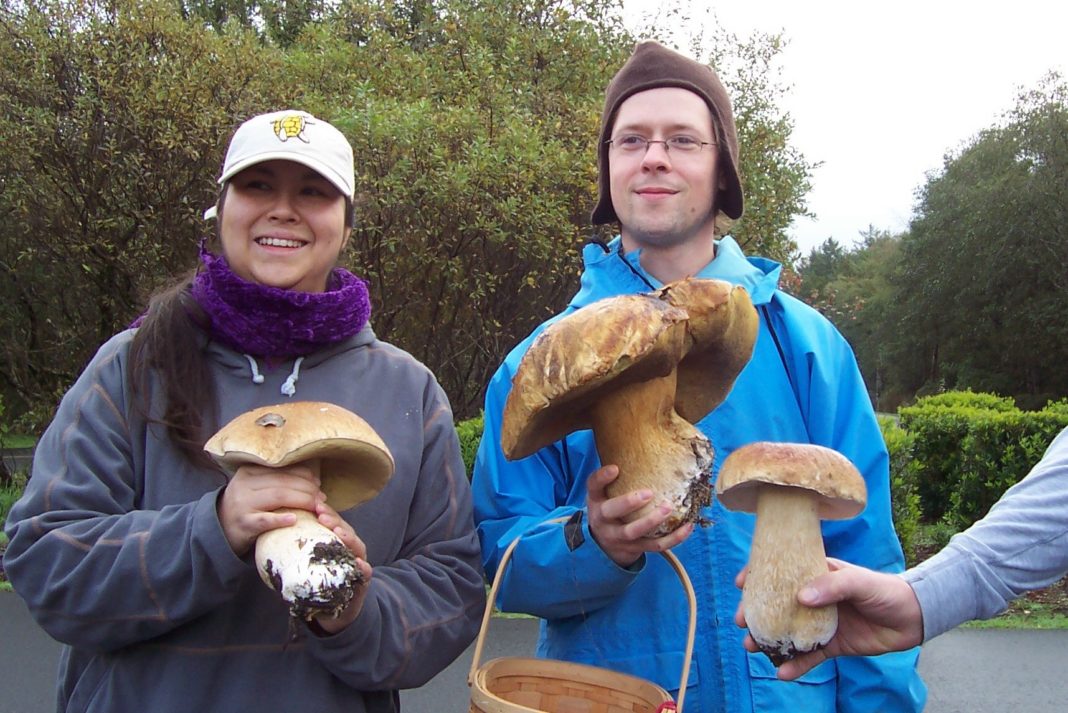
left=471, top=40, right=926, bottom=712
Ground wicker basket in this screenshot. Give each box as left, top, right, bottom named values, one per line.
left=468, top=520, right=696, bottom=713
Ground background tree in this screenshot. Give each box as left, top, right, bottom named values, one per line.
left=0, top=0, right=290, bottom=426
left=0, top=0, right=814, bottom=428
left=889, top=73, right=1068, bottom=409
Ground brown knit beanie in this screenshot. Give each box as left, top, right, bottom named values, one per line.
left=591, top=40, right=744, bottom=226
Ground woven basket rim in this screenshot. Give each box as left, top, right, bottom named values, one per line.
left=468, top=517, right=697, bottom=713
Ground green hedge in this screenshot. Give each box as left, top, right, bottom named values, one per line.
left=455, top=414, right=484, bottom=480
left=879, top=416, right=922, bottom=558
left=899, top=393, right=1068, bottom=529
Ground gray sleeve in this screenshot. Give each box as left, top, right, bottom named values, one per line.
left=904, top=427, right=1068, bottom=640
left=2, top=336, right=248, bottom=650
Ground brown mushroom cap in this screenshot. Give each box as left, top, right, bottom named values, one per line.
left=204, top=401, right=395, bottom=512
left=716, top=442, right=867, bottom=519
left=501, top=277, right=757, bottom=461
left=655, top=278, right=758, bottom=423
left=501, top=294, right=690, bottom=460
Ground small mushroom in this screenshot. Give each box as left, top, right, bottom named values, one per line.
left=716, top=441, right=867, bottom=665
left=204, top=401, right=394, bottom=621
left=501, top=277, right=757, bottom=536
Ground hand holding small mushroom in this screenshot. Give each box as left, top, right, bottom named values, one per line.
left=205, top=401, right=394, bottom=624
left=735, top=557, right=925, bottom=680
left=501, top=277, right=757, bottom=540
left=716, top=441, right=867, bottom=665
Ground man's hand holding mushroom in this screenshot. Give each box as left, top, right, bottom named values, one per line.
left=585, top=464, right=695, bottom=568
left=734, top=558, right=925, bottom=680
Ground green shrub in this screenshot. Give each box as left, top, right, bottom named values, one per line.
left=948, top=410, right=1068, bottom=528
left=912, top=390, right=1017, bottom=412
left=898, top=390, right=1068, bottom=528
left=1, top=472, right=27, bottom=529
left=455, top=415, right=484, bottom=480
left=880, top=416, right=923, bottom=560
left=898, top=403, right=976, bottom=522
left=1041, top=398, right=1068, bottom=419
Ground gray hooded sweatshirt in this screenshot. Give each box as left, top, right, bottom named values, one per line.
left=3, top=324, right=486, bottom=712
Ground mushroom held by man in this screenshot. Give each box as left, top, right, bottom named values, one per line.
left=716, top=441, right=868, bottom=665
left=204, top=401, right=394, bottom=621
left=501, top=277, right=758, bottom=537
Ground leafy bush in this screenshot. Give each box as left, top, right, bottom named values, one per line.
left=1, top=472, right=27, bottom=530
left=455, top=415, right=485, bottom=480
left=879, top=416, right=922, bottom=559
left=912, top=390, right=1017, bottom=412
left=898, top=403, right=976, bottom=521
left=898, top=391, right=1068, bottom=528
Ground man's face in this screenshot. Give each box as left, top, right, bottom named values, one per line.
left=608, top=87, right=720, bottom=252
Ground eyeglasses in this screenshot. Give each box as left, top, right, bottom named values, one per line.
left=606, top=135, right=717, bottom=155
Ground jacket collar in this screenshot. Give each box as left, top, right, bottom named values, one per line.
left=570, top=235, right=780, bottom=310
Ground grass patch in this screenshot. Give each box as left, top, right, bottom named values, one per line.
left=964, top=602, right=1068, bottom=630
left=2, top=434, right=35, bottom=449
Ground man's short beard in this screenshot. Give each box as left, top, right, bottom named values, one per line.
left=623, top=205, right=719, bottom=249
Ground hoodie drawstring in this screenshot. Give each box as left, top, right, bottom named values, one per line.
left=281, top=357, right=304, bottom=397
left=243, top=354, right=265, bottom=384
left=243, top=354, right=304, bottom=397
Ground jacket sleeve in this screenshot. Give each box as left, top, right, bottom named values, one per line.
left=776, top=300, right=927, bottom=712
left=905, top=426, right=1068, bottom=640
left=304, top=380, right=487, bottom=689
left=471, top=350, right=644, bottom=620
left=2, top=336, right=249, bottom=651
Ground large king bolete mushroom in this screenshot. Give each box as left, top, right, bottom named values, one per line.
left=204, top=401, right=394, bottom=621
left=716, top=441, right=867, bottom=665
left=501, top=277, right=758, bottom=536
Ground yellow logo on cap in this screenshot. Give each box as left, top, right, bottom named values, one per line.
left=272, top=114, right=312, bottom=143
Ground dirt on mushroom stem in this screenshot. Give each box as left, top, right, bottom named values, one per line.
left=588, top=370, right=714, bottom=536
left=264, top=539, right=364, bottom=641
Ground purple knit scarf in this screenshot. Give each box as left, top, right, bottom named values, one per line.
left=190, top=242, right=371, bottom=359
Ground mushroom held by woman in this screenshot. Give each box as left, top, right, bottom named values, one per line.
left=2, top=110, right=485, bottom=713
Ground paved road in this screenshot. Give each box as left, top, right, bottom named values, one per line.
left=3, top=591, right=1067, bottom=712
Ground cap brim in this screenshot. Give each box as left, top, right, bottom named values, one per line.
left=218, top=152, right=353, bottom=200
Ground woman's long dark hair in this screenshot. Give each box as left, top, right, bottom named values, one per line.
left=128, top=273, right=218, bottom=468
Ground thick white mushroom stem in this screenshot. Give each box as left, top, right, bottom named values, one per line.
left=743, top=485, right=835, bottom=665
left=254, top=460, right=363, bottom=622
left=588, top=370, right=713, bottom=537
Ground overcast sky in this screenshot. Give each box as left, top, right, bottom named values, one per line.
left=621, top=0, right=1068, bottom=255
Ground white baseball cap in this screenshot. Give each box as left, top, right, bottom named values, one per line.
left=203, top=110, right=354, bottom=220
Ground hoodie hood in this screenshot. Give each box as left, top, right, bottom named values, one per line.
left=203, top=323, right=378, bottom=392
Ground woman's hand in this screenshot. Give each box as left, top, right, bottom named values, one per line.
left=310, top=500, right=373, bottom=634
left=217, top=463, right=322, bottom=556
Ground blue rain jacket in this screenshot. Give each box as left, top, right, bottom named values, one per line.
left=472, top=236, right=926, bottom=713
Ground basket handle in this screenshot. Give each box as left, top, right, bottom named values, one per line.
left=467, top=516, right=697, bottom=713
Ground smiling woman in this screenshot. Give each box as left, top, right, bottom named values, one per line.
left=1, top=110, right=486, bottom=713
